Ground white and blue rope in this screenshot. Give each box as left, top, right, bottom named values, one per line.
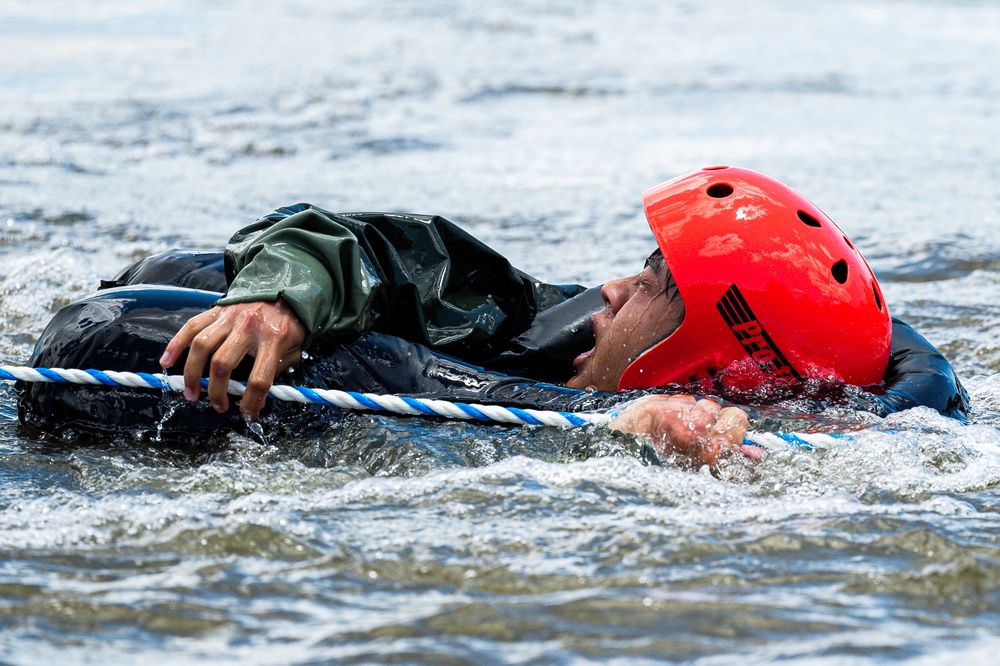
left=1, top=364, right=835, bottom=448
left=1, top=364, right=607, bottom=428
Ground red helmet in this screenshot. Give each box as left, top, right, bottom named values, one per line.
left=618, top=166, right=891, bottom=392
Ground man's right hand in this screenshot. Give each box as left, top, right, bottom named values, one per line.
left=608, top=395, right=753, bottom=468
left=159, top=298, right=306, bottom=419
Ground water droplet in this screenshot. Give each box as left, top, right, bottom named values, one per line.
left=154, top=373, right=185, bottom=442
left=244, top=415, right=270, bottom=446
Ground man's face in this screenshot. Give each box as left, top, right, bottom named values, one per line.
left=565, top=252, right=684, bottom=392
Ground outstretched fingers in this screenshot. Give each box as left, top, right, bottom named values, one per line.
left=240, top=345, right=283, bottom=419
left=203, top=326, right=255, bottom=413
left=159, top=300, right=308, bottom=418
left=160, top=308, right=220, bottom=371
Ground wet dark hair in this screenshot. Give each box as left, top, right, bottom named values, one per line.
left=644, top=247, right=685, bottom=347
left=644, top=247, right=666, bottom=274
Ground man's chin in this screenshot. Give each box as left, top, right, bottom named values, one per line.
left=566, top=372, right=609, bottom=392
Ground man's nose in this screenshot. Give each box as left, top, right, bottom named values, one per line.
left=600, top=277, right=634, bottom=315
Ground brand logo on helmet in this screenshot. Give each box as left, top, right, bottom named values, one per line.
left=716, top=285, right=801, bottom=383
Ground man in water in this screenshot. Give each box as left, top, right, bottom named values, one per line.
left=152, top=167, right=921, bottom=466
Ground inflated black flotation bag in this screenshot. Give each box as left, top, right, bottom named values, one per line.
left=17, top=283, right=605, bottom=442
left=18, top=286, right=245, bottom=442
left=879, top=319, right=970, bottom=421
left=19, top=250, right=242, bottom=441
left=18, top=251, right=970, bottom=442
left=99, top=249, right=228, bottom=293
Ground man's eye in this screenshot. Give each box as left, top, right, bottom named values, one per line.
left=634, top=270, right=655, bottom=288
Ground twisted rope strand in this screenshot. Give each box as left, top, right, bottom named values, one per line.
left=2, top=364, right=609, bottom=428
left=2, top=364, right=832, bottom=448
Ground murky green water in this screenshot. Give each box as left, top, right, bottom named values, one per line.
left=3, top=1, right=1000, bottom=663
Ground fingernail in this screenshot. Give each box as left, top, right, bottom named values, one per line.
left=211, top=401, right=224, bottom=413
left=184, top=387, right=198, bottom=401
left=159, top=351, right=173, bottom=368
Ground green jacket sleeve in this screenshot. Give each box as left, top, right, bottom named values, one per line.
left=217, top=208, right=380, bottom=348
left=219, top=204, right=586, bottom=360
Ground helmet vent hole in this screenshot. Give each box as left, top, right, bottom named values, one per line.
left=843, top=235, right=854, bottom=249
left=872, top=280, right=884, bottom=311
left=798, top=211, right=822, bottom=227
left=832, top=259, right=849, bottom=284
left=707, top=183, right=734, bottom=198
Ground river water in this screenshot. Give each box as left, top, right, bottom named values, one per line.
left=3, top=1, right=1000, bottom=663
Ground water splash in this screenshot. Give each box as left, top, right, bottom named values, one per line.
left=153, top=371, right=183, bottom=443
left=243, top=411, right=270, bottom=447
